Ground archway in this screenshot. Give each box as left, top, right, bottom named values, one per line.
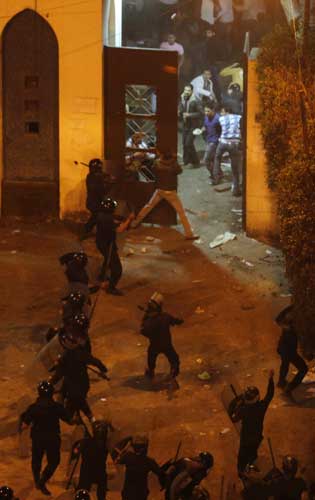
left=2, top=9, right=59, bottom=216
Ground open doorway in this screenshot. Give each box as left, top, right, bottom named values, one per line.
left=111, top=1, right=285, bottom=239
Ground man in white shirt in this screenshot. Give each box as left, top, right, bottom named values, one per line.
left=160, top=34, right=184, bottom=70
left=215, top=0, right=234, bottom=59
left=191, top=69, right=217, bottom=105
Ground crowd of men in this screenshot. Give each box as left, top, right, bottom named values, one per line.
left=1, top=157, right=314, bottom=499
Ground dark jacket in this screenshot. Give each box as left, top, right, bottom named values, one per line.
left=78, top=435, right=108, bottom=483
left=232, top=378, right=274, bottom=444
left=119, top=451, right=163, bottom=497
left=178, top=94, right=202, bottom=130
left=21, top=397, right=71, bottom=439
left=86, top=171, right=107, bottom=212
left=96, top=211, right=118, bottom=249
left=51, top=347, right=107, bottom=397
left=65, top=261, right=89, bottom=285
left=154, top=158, right=182, bottom=191
left=277, top=326, right=298, bottom=358
left=141, top=310, right=183, bottom=349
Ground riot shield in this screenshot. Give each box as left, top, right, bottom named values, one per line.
left=24, top=332, right=64, bottom=384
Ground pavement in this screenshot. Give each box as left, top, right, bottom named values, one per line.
left=0, top=163, right=314, bottom=499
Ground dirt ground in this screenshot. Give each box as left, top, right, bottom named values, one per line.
left=0, top=164, right=314, bottom=500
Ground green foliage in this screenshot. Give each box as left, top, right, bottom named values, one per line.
left=257, top=24, right=315, bottom=353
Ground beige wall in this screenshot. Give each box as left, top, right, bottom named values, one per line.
left=0, top=0, right=104, bottom=217
left=245, top=56, right=279, bottom=244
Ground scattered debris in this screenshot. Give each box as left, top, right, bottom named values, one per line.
left=100, top=398, right=107, bottom=402
left=220, top=428, right=231, bottom=435
left=199, top=432, right=207, bottom=436
left=241, top=259, right=254, bottom=267
left=192, top=279, right=204, bottom=284
left=196, top=358, right=203, bottom=364
left=125, top=248, right=135, bottom=256
left=141, top=247, right=147, bottom=253
left=12, top=229, right=21, bottom=234
left=209, top=232, right=236, bottom=249
left=265, top=249, right=273, bottom=255
left=246, top=373, right=252, bottom=378
left=145, top=236, right=155, bottom=241
left=224, top=364, right=230, bottom=368
left=280, top=293, right=292, bottom=298
left=136, top=343, right=142, bottom=346
left=198, top=371, right=211, bottom=381
left=10, top=250, right=17, bottom=254
left=231, top=208, right=242, bottom=214
left=195, top=306, right=205, bottom=314
left=214, top=184, right=231, bottom=193
left=194, top=239, right=203, bottom=244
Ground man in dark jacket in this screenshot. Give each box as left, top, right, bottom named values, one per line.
left=231, top=371, right=275, bottom=474
left=21, top=381, right=72, bottom=495
left=276, top=308, right=308, bottom=397
left=131, top=151, right=198, bottom=240
left=76, top=420, right=110, bottom=500
left=178, top=85, right=202, bottom=167
left=50, top=345, right=108, bottom=422
left=140, top=292, right=183, bottom=379
left=117, top=435, right=164, bottom=500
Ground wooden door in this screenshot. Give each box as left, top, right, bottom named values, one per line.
left=104, top=46, right=178, bottom=225
left=2, top=9, right=59, bottom=216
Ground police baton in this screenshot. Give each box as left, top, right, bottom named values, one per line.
left=74, top=160, right=89, bottom=167
left=267, top=437, right=276, bottom=469
left=87, top=365, right=110, bottom=381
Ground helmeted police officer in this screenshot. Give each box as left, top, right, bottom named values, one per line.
left=118, top=435, right=164, bottom=500
left=76, top=420, right=110, bottom=500
left=95, top=197, right=134, bottom=295
left=164, top=451, right=213, bottom=500
left=231, top=371, right=275, bottom=474
left=270, top=455, right=307, bottom=499
left=62, top=291, right=89, bottom=326
left=140, top=293, right=183, bottom=380
left=75, top=490, right=91, bottom=500
left=50, top=341, right=108, bottom=422
left=60, top=251, right=90, bottom=296
left=20, top=381, right=72, bottom=496
left=84, top=158, right=108, bottom=237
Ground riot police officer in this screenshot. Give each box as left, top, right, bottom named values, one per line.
left=140, top=293, right=183, bottom=380
left=117, top=435, right=164, bottom=500
left=84, top=158, right=108, bottom=237
left=95, top=197, right=133, bottom=295
left=164, top=451, right=213, bottom=500
left=50, top=343, right=108, bottom=422
left=231, top=371, right=275, bottom=474
left=270, top=455, right=307, bottom=499
left=20, top=381, right=72, bottom=495
left=76, top=420, right=110, bottom=499
left=62, top=291, right=89, bottom=326
left=75, top=490, right=91, bottom=500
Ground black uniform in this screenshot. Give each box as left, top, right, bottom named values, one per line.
left=141, top=310, right=182, bottom=377
left=51, top=347, right=107, bottom=419
left=77, top=435, right=108, bottom=500
left=165, top=456, right=209, bottom=500
left=271, top=475, right=307, bottom=499
left=119, top=451, right=163, bottom=500
left=96, top=211, right=122, bottom=288
left=277, top=324, right=308, bottom=392
left=85, top=170, right=108, bottom=233
left=232, top=377, right=274, bottom=473
left=21, top=396, right=71, bottom=486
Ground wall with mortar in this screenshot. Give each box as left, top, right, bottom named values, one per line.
left=245, top=54, right=280, bottom=245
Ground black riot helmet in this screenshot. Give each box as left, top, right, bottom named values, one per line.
left=244, top=386, right=260, bottom=403
left=75, top=490, right=90, bottom=500
left=37, top=380, right=54, bottom=398
left=199, top=452, right=214, bottom=469
left=71, top=252, right=88, bottom=268
left=71, top=313, right=90, bottom=332
left=89, top=158, right=103, bottom=173
left=133, top=435, right=149, bottom=455
left=282, top=455, right=298, bottom=477
left=99, top=197, right=117, bottom=213
left=0, top=486, right=14, bottom=500
left=67, top=292, right=86, bottom=309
